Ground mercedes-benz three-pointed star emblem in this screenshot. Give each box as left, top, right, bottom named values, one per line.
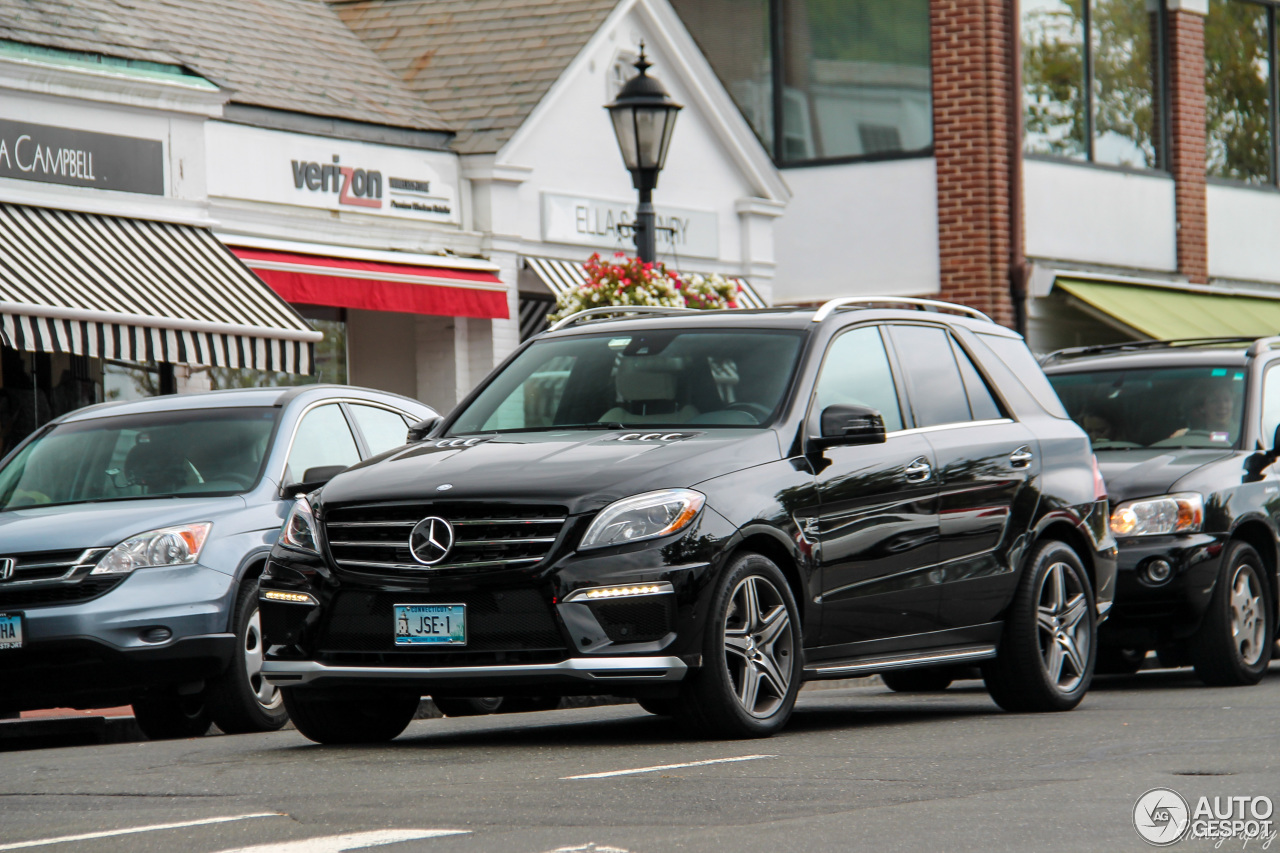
left=409, top=516, right=454, bottom=565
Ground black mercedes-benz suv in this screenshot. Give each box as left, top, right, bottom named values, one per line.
left=1044, top=338, right=1280, bottom=685
left=260, top=298, right=1116, bottom=743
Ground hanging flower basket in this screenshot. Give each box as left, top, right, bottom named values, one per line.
left=547, top=252, right=742, bottom=324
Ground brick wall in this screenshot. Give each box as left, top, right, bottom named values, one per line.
left=1168, top=9, right=1208, bottom=284
left=930, top=0, right=1015, bottom=327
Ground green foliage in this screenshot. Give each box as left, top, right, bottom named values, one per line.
left=1205, top=0, right=1272, bottom=183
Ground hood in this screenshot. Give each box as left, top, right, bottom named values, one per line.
left=1096, top=448, right=1234, bottom=504
left=320, top=429, right=782, bottom=514
left=0, top=496, right=248, bottom=553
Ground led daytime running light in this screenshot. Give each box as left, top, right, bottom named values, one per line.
left=262, top=590, right=317, bottom=605
left=565, top=582, right=674, bottom=602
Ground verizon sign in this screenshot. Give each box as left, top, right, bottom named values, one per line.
left=541, top=192, right=719, bottom=260
left=207, top=123, right=459, bottom=224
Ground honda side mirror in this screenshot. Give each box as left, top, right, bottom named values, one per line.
left=810, top=404, right=887, bottom=450
left=281, top=465, right=347, bottom=498
left=407, top=415, right=442, bottom=443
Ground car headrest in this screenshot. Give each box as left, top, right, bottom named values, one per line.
left=616, top=359, right=676, bottom=402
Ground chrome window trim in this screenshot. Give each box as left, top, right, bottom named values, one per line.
left=884, top=418, right=1015, bottom=439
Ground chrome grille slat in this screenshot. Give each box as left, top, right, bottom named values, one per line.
left=323, top=503, right=568, bottom=576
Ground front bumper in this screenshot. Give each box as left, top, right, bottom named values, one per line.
left=1098, top=532, right=1225, bottom=647
left=262, top=655, right=688, bottom=690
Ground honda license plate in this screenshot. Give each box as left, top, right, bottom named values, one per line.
left=0, top=613, right=23, bottom=650
left=394, top=604, right=466, bottom=646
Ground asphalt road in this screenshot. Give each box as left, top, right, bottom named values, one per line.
left=1, top=665, right=1278, bottom=853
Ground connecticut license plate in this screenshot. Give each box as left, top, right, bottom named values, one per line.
left=0, top=613, right=23, bottom=650
left=393, top=604, right=466, bottom=646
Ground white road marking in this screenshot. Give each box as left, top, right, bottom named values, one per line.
left=562, top=754, right=777, bottom=780
left=0, top=813, right=285, bottom=851
left=543, top=845, right=632, bottom=853
left=214, top=830, right=471, bottom=853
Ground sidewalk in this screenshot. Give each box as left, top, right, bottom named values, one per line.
left=0, top=707, right=142, bottom=751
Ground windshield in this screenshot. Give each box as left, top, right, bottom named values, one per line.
left=1048, top=365, right=1246, bottom=450
left=0, top=406, right=280, bottom=511
left=449, top=329, right=806, bottom=435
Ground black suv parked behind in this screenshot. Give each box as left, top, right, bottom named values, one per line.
left=261, top=298, right=1117, bottom=743
left=1045, top=338, right=1280, bottom=685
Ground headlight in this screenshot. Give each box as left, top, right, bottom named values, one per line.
left=90, top=523, right=212, bottom=575
left=579, top=489, right=705, bottom=550
left=1110, top=493, right=1203, bottom=537
left=280, top=497, right=319, bottom=553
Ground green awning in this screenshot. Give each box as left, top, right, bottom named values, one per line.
left=1056, top=278, right=1280, bottom=339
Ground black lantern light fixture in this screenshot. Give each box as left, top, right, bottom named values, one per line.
left=605, top=43, right=682, bottom=263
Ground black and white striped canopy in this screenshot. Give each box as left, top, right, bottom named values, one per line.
left=0, top=203, right=321, bottom=373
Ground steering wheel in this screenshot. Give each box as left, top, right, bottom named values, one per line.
left=725, top=402, right=772, bottom=423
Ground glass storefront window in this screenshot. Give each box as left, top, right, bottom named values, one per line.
left=673, top=0, right=932, bottom=166
left=1023, top=0, right=1165, bottom=170
left=1206, top=0, right=1273, bottom=185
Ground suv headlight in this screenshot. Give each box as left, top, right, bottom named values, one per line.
left=280, top=497, right=320, bottom=553
left=90, top=523, right=212, bottom=575
left=579, top=489, right=705, bottom=550
left=1110, top=493, right=1203, bottom=537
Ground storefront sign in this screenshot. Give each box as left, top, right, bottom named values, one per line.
left=207, top=123, right=459, bottom=224
left=0, top=119, right=164, bottom=195
left=541, top=192, right=719, bottom=260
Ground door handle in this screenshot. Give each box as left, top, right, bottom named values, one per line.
left=904, top=457, right=933, bottom=483
left=1010, top=446, right=1034, bottom=468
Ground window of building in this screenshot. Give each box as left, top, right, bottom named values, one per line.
left=1206, top=0, right=1275, bottom=185
left=1022, top=0, right=1167, bottom=170
left=672, top=0, right=932, bottom=166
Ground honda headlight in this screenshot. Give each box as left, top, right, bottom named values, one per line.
left=90, top=523, right=212, bottom=575
left=280, top=497, right=320, bottom=553
left=579, top=489, right=705, bottom=550
left=1110, top=493, right=1203, bottom=537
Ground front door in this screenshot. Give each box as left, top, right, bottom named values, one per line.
left=805, top=325, right=942, bottom=652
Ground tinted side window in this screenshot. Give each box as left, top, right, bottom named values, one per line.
left=814, top=326, right=903, bottom=432
left=350, top=404, right=412, bottom=456
left=890, top=325, right=971, bottom=427
left=976, top=332, right=1070, bottom=418
left=1263, top=365, right=1280, bottom=448
left=951, top=338, right=1004, bottom=421
left=286, top=404, right=360, bottom=483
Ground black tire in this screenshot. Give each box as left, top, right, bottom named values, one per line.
left=637, top=697, right=681, bottom=716
left=282, top=688, right=420, bottom=744
left=432, top=696, right=504, bottom=717
left=1190, top=541, right=1274, bottom=686
left=499, top=695, right=562, bottom=713
left=673, top=552, right=802, bottom=738
left=983, top=540, right=1096, bottom=713
left=132, top=692, right=212, bottom=740
left=207, top=581, right=289, bottom=734
left=1096, top=646, right=1147, bottom=675
left=880, top=668, right=953, bottom=692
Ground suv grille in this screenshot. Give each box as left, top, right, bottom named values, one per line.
left=324, top=503, right=567, bottom=576
left=0, top=549, right=116, bottom=608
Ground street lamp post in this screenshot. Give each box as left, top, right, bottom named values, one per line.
left=605, top=44, right=682, bottom=264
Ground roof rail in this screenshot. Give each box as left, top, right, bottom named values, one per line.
left=546, top=305, right=696, bottom=332
left=1040, top=336, right=1264, bottom=366
left=810, top=297, right=993, bottom=324
left=1247, top=335, right=1280, bottom=356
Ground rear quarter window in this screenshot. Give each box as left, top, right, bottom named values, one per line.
left=975, top=332, right=1071, bottom=419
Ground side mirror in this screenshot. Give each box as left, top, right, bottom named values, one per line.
left=407, top=415, right=442, bottom=443
left=810, top=404, right=886, bottom=450
left=281, top=465, right=347, bottom=498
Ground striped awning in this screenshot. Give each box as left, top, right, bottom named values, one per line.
left=0, top=203, right=322, bottom=373
left=524, top=257, right=768, bottom=309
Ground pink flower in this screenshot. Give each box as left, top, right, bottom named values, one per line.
left=728, top=300, right=738, bottom=308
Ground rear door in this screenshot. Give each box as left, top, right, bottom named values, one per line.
left=886, top=324, right=1040, bottom=630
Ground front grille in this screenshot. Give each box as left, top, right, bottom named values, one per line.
left=591, top=598, right=676, bottom=644
left=316, top=588, right=566, bottom=654
left=324, top=503, right=567, bottom=576
left=0, top=576, right=125, bottom=608
left=0, top=548, right=116, bottom=608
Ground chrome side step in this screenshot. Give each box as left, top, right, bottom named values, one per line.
left=803, top=644, right=997, bottom=678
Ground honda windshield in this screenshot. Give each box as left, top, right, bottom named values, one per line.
left=1048, top=365, right=1246, bottom=450
left=449, top=329, right=806, bottom=434
left=0, top=407, right=280, bottom=511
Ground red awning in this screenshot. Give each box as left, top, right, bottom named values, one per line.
left=231, top=248, right=508, bottom=320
